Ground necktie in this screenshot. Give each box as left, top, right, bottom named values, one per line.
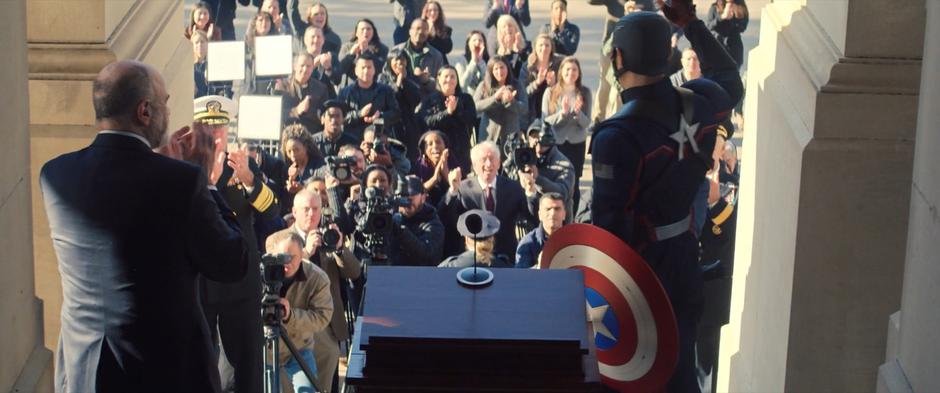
left=504, top=0, right=510, bottom=13
left=485, top=186, right=495, bottom=212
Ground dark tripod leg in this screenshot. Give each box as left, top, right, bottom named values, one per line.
left=280, top=327, right=322, bottom=393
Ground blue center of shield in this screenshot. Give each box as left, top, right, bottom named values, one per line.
left=585, top=287, right=620, bottom=350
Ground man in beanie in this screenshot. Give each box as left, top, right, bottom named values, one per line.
left=588, top=1, right=743, bottom=391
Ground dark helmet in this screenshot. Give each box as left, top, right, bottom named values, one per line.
left=608, top=11, right=673, bottom=77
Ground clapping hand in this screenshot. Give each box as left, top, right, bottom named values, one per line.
left=227, top=146, right=254, bottom=186
left=296, top=96, right=312, bottom=115
left=545, top=70, right=556, bottom=86
left=436, top=149, right=451, bottom=179
left=359, top=103, right=373, bottom=119
left=572, top=95, right=584, bottom=114
left=414, top=67, right=430, bottom=82
left=448, top=167, right=463, bottom=191
left=287, top=163, right=302, bottom=193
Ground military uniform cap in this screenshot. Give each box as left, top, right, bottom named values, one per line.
left=194, top=95, right=237, bottom=125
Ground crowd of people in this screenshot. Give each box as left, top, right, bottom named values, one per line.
left=44, top=1, right=747, bottom=393
left=187, top=0, right=749, bottom=392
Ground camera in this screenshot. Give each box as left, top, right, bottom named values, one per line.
left=260, top=253, right=291, bottom=293
left=260, top=253, right=291, bottom=325
left=326, top=155, right=357, bottom=181
left=505, top=132, right=536, bottom=173
left=356, top=187, right=410, bottom=257
left=319, top=211, right=343, bottom=253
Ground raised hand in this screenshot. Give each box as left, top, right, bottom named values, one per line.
left=227, top=147, right=254, bottom=186
left=573, top=95, right=584, bottom=114
left=359, top=103, right=373, bottom=119
left=296, top=96, right=312, bottom=115
left=448, top=167, right=463, bottom=191
left=658, top=0, right=697, bottom=28
left=445, top=95, right=458, bottom=114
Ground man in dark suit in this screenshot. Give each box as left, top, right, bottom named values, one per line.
left=439, top=140, right=537, bottom=258
left=40, top=60, right=248, bottom=393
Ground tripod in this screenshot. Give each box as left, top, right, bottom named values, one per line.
left=262, top=293, right=321, bottom=393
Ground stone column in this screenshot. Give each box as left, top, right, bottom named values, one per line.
left=718, top=1, right=925, bottom=391
left=876, top=1, right=940, bottom=392
left=0, top=1, right=54, bottom=392
left=29, top=0, right=193, bottom=353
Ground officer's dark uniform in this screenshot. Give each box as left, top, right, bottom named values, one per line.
left=194, top=97, right=281, bottom=393
left=590, top=12, right=743, bottom=393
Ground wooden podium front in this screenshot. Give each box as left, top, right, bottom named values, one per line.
left=345, top=266, right=601, bottom=392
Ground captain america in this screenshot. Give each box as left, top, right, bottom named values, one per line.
left=588, top=0, right=743, bottom=391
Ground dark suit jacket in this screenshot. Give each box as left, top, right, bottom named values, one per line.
left=40, top=133, right=247, bottom=393
left=439, top=174, right=537, bottom=257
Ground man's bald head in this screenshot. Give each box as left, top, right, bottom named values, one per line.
left=93, top=61, right=155, bottom=121
left=93, top=61, right=169, bottom=146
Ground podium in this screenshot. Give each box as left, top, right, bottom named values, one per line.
left=345, top=266, right=601, bottom=392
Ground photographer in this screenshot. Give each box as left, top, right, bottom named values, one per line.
left=389, top=176, right=445, bottom=266
left=319, top=144, right=367, bottom=213
left=332, top=165, right=399, bottom=262
left=515, top=121, right=575, bottom=222
left=274, top=190, right=361, bottom=393
left=263, top=231, right=334, bottom=393
left=361, top=124, right=411, bottom=192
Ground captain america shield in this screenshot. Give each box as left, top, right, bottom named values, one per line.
left=540, top=224, right=678, bottom=392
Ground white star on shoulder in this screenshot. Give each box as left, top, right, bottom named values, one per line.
left=587, top=301, right=616, bottom=341
left=669, top=119, right=700, bottom=160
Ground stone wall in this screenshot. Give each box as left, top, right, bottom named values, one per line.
left=0, top=1, right=54, bottom=391
left=719, top=1, right=925, bottom=391
left=29, top=0, right=193, bottom=354
left=877, top=1, right=940, bottom=392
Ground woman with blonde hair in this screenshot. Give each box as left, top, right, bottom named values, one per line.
left=525, top=33, right=562, bottom=122
left=491, top=15, right=529, bottom=80
left=290, top=1, right=342, bottom=53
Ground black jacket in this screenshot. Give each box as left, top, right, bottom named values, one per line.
left=41, top=133, right=247, bottom=393
left=338, top=81, right=402, bottom=141
left=390, top=203, right=445, bottom=266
